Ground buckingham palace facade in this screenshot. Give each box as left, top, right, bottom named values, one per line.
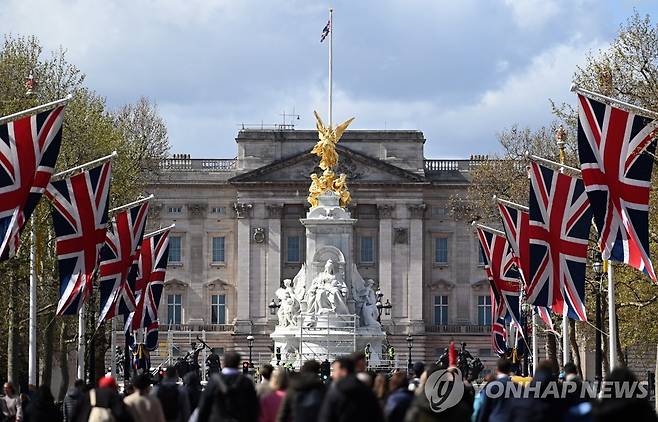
left=147, top=128, right=498, bottom=367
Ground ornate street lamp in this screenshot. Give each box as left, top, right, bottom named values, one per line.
left=406, top=335, right=414, bottom=373
left=247, top=335, right=255, bottom=368
left=375, top=289, right=392, bottom=322
left=592, top=259, right=604, bottom=383
left=268, top=298, right=280, bottom=316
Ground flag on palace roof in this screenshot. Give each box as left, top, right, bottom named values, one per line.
left=98, top=202, right=150, bottom=325
left=320, top=20, right=330, bottom=42
left=527, top=161, right=591, bottom=321
left=577, top=93, right=658, bottom=282
left=0, top=106, right=65, bottom=260
left=47, top=162, right=112, bottom=316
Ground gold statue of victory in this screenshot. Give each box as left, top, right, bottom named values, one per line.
left=307, top=111, right=355, bottom=208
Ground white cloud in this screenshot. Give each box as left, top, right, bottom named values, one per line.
left=504, top=0, right=562, bottom=29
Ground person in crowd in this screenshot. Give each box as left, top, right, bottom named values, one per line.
left=63, top=379, right=86, bottom=422
left=508, top=359, right=569, bottom=422
left=151, top=367, right=190, bottom=422
left=351, top=352, right=367, bottom=374
left=259, top=368, right=289, bottom=422
left=257, top=364, right=275, bottom=398
left=1, top=382, right=23, bottom=422
left=471, top=374, right=494, bottom=422
left=373, top=373, right=388, bottom=407
left=71, top=376, right=132, bottom=422
left=277, top=360, right=326, bottom=422
left=593, top=366, right=658, bottom=422
left=384, top=372, right=413, bottom=422
left=23, top=385, right=61, bottom=422
left=475, top=358, right=515, bottom=422
left=562, top=361, right=587, bottom=410
left=405, top=364, right=472, bottom=422
left=196, top=351, right=259, bottom=422
left=124, top=374, right=166, bottom=422
left=183, top=372, right=203, bottom=411
left=318, top=356, right=383, bottom=422
left=408, top=362, right=425, bottom=393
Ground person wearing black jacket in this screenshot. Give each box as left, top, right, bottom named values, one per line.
left=318, top=356, right=383, bottom=422
left=24, top=385, right=62, bottom=422
left=71, top=376, right=133, bottom=422
left=196, top=351, right=259, bottom=422
left=277, top=360, right=326, bottom=422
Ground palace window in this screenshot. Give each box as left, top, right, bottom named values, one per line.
left=167, top=294, right=182, bottom=324
left=168, top=206, right=182, bottom=214
left=211, top=206, right=226, bottom=215
left=433, top=295, right=448, bottom=325
left=212, top=236, right=225, bottom=263
left=478, top=247, right=487, bottom=266
left=360, top=236, right=375, bottom=263
left=434, top=237, right=448, bottom=264
left=286, top=236, right=300, bottom=263
left=211, top=294, right=226, bottom=324
left=169, top=236, right=182, bottom=263
left=477, top=295, right=492, bottom=325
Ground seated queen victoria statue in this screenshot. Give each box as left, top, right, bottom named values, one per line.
left=304, top=259, right=349, bottom=315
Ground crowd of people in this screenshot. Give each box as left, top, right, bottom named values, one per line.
left=0, top=350, right=656, bottom=422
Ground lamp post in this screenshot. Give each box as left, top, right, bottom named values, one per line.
left=593, top=260, right=604, bottom=383
left=247, top=335, right=255, bottom=368
left=406, top=335, right=414, bottom=373
left=375, top=289, right=392, bottom=323
left=268, top=298, right=280, bottom=316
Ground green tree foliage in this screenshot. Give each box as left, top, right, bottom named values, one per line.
left=0, top=35, right=169, bottom=391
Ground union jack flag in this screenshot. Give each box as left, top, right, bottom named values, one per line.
left=130, top=229, right=170, bottom=332
left=577, top=94, right=658, bottom=281
left=144, top=321, right=159, bottom=351
left=97, top=202, right=150, bottom=324
left=0, top=106, right=65, bottom=260
left=46, top=162, right=112, bottom=316
left=527, top=161, right=592, bottom=321
left=320, top=20, right=330, bottom=42
left=476, top=228, right=522, bottom=326
left=492, top=316, right=507, bottom=356
left=497, top=202, right=554, bottom=329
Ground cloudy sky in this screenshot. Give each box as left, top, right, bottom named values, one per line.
left=2, top=0, right=657, bottom=158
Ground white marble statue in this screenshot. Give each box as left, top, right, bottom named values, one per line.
left=275, top=279, right=300, bottom=327
left=352, top=267, right=380, bottom=327
left=304, top=259, right=349, bottom=315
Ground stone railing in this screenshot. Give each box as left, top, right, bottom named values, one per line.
left=425, top=324, right=492, bottom=334
left=160, top=323, right=234, bottom=332
left=159, top=154, right=237, bottom=172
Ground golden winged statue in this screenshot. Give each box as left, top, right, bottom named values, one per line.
left=307, top=111, right=355, bottom=208
left=311, top=111, right=355, bottom=170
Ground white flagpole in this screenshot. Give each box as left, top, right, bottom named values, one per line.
left=28, top=224, right=37, bottom=385
left=78, top=304, right=85, bottom=380
left=532, top=308, right=538, bottom=373
left=607, top=261, right=618, bottom=370
left=53, top=150, right=117, bottom=179
left=110, top=318, right=116, bottom=378
left=328, top=8, right=333, bottom=128
left=0, top=94, right=72, bottom=126
left=109, top=194, right=154, bottom=214
left=470, top=221, right=506, bottom=236
left=144, top=223, right=176, bottom=239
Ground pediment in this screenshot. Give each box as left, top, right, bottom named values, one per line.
left=230, top=146, right=424, bottom=184
left=164, top=278, right=189, bottom=288
left=205, top=278, right=231, bottom=290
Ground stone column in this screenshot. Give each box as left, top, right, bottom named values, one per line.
left=377, top=204, right=394, bottom=322
left=407, top=204, right=425, bottom=329
left=234, top=202, right=253, bottom=332
left=266, top=204, right=283, bottom=322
